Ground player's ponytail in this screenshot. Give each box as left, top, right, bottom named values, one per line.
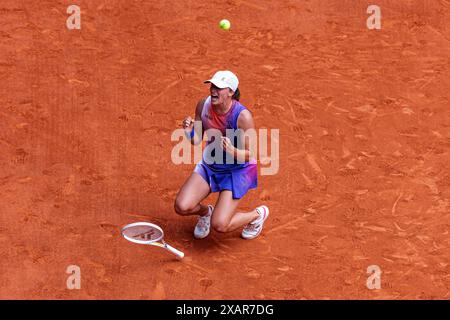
left=232, top=88, right=240, bottom=101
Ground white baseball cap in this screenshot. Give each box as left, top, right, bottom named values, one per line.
left=204, top=70, right=239, bottom=92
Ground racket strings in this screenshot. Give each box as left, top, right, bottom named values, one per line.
left=121, top=222, right=184, bottom=258
left=133, top=230, right=156, bottom=240
left=124, top=227, right=161, bottom=241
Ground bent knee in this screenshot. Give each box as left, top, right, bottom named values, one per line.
left=174, top=197, right=196, bottom=215
left=211, top=220, right=230, bottom=233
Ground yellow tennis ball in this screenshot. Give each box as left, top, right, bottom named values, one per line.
left=219, top=19, right=231, bottom=30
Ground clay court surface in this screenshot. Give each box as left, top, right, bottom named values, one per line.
left=1, top=0, right=449, bottom=299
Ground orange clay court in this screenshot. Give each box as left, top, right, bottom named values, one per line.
left=0, top=0, right=449, bottom=299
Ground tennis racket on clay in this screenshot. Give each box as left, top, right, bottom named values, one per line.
left=121, top=222, right=184, bottom=259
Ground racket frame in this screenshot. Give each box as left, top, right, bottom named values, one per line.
left=121, top=222, right=184, bottom=259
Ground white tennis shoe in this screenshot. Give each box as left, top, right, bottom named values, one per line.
left=241, top=205, right=269, bottom=240
left=194, top=205, right=214, bottom=239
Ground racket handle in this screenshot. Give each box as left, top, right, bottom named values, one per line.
left=164, top=243, right=184, bottom=259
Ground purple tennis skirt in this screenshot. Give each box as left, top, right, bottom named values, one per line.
left=194, top=161, right=258, bottom=199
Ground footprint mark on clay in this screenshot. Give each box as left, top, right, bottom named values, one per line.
left=99, top=223, right=118, bottom=237
left=246, top=268, right=261, bottom=279
left=199, top=278, right=213, bottom=292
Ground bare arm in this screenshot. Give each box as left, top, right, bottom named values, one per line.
left=222, top=109, right=256, bottom=162
left=184, top=98, right=205, bottom=145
